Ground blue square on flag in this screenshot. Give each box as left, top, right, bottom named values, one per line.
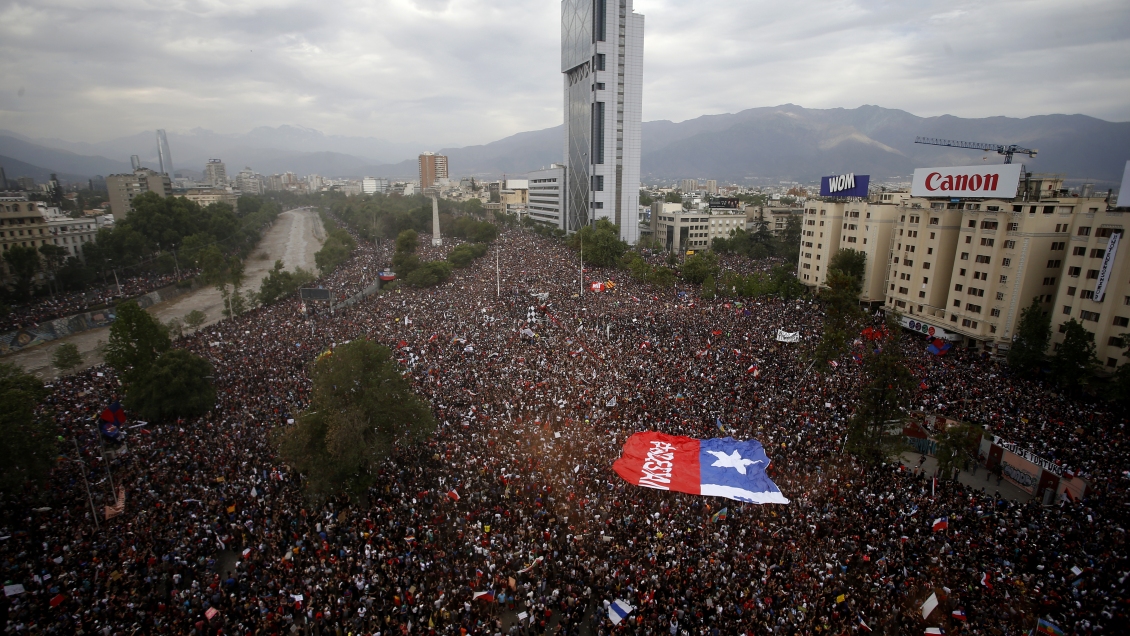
left=698, top=437, right=788, bottom=504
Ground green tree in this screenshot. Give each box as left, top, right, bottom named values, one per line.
left=126, top=349, right=216, bottom=421
left=392, top=251, right=422, bottom=277
left=701, top=274, right=716, bottom=300
left=681, top=250, right=718, bottom=285
left=569, top=219, right=627, bottom=268
left=184, top=309, right=207, bottom=330
left=815, top=269, right=864, bottom=363
left=664, top=191, right=682, bottom=203
left=1007, top=298, right=1052, bottom=376
left=1053, top=318, right=1098, bottom=390
left=3, top=245, right=40, bottom=298
left=447, top=243, right=488, bottom=268
left=827, top=248, right=867, bottom=285
left=0, top=364, right=54, bottom=497
left=104, top=301, right=171, bottom=384
left=315, top=228, right=356, bottom=272
left=639, top=190, right=654, bottom=207
left=405, top=261, right=453, bottom=287
left=779, top=215, right=803, bottom=264
left=274, top=339, right=437, bottom=499
left=38, top=244, right=69, bottom=294
left=847, top=319, right=916, bottom=464
left=51, top=342, right=83, bottom=373
left=258, top=260, right=316, bottom=305
left=395, top=229, right=419, bottom=254
left=934, top=422, right=983, bottom=480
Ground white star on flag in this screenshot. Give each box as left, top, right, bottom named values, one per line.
left=706, top=450, right=762, bottom=475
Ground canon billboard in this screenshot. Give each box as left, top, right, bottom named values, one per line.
left=819, top=173, right=869, bottom=197
left=911, top=164, right=1023, bottom=198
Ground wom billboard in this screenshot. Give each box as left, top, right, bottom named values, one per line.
left=820, top=173, right=869, bottom=197
left=911, top=164, right=1023, bottom=198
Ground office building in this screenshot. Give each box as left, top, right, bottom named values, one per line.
left=654, top=205, right=743, bottom=253
left=131, top=155, right=141, bottom=171
left=156, top=129, right=174, bottom=175
left=362, top=177, right=390, bottom=195
left=418, top=153, right=448, bottom=190
left=105, top=169, right=172, bottom=220
left=204, top=159, right=228, bottom=187
left=528, top=165, right=565, bottom=228
left=16, top=177, right=35, bottom=191
left=561, top=0, right=644, bottom=243
left=1050, top=206, right=1129, bottom=369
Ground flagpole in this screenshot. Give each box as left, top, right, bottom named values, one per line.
left=93, top=416, right=116, bottom=498
left=73, top=439, right=100, bottom=532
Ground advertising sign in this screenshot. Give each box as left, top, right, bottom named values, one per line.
left=898, top=315, right=959, bottom=341
left=911, top=164, right=1023, bottom=198
left=1094, top=231, right=1121, bottom=302
left=1117, top=160, right=1130, bottom=208
left=819, top=173, right=869, bottom=197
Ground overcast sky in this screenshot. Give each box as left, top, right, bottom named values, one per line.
left=1, top=0, right=1127, bottom=146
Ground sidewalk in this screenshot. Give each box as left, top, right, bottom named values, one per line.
left=899, top=451, right=1034, bottom=502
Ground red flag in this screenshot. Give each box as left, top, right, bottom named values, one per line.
left=447, top=489, right=460, bottom=501
left=49, top=594, right=66, bottom=607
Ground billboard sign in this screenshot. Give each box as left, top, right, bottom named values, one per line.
left=911, top=164, right=1023, bottom=198
left=1093, top=230, right=1121, bottom=302
left=898, top=315, right=959, bottom=341
left=1116, top=160, right=1130, bottom=208
left=300, top=288, right=331, bottom=301
left=819, top=173, right=869, bottom=197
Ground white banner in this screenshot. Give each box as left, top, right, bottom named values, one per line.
left=775, top=329, right=800, bottom=343
left=911, top=164, right=1023, bottom=198
left=1094, top=231, right=1121, bottom=302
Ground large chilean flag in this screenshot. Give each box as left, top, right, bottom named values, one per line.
left=612, top=432, right=789, bottom=504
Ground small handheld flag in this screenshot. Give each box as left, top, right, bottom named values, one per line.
left=472, top=590, right=495, bottom=602
left=711, top=507, right=728, bottom=523
left=932, top=517, right=948, bottom=532
left=446, top=489, right=460, bottom=501
left=99, top=402, right=126, bottom=440
left=951, top=609, right=966, bottom=621
left=1035, top=618, right=1065, bottom=636
left=924, top=629, right=945, bottom=635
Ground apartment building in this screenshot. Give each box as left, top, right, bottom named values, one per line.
left=418, top=153, right=448, bottom=190
left=796, top=203, right=844, bottom=287
left=183, top=187, right=239, bottom=208
left=105, top=169, right=173, bottom=220
left=879, top=192, right=1111, bottom=353
left=1050, top=206, right=1129, bottom=369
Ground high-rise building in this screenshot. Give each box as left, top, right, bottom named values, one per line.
left=561, top=0, right=644, bottom=243
left=679, top=179, right=698, bottom=193
left=130, top=155, right=141, bottom=171
left=418, top=153, right=448, bottom=190
left=705, top=180, right=718, bottom=195
left=156, top=130, right=174, bottom=176
left=105, top=169, right=172, bottom=220
left=204, top=159, right=228, bottom=187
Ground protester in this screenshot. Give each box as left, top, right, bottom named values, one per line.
left=0, top=226, right=1123, bottom=635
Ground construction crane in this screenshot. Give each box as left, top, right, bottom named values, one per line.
left=914, top=136, right=1037, bottom=164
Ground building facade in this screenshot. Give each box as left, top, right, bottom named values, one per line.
left=182, top=188, right=239, bottom=208
left=527, top=165, right=565, bottom=228
left=156, top=129, right=174, bottom=175
left=204, top=160, right=227, bottom=187
left=561, top=0, right=644, bottom=243
left=105, top=169, right=173, bottom=220
left=654, top=206, right=743, bottom=253
left=237, top=168, right=263, bottom=194
left=1050, top=206, right=1129, bottom=369
left=418, top=153, right=448, bottom=190
left=679, top=179, right=697, bottom=193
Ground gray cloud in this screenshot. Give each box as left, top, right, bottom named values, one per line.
left=0, top=0, right=1126, bottom=146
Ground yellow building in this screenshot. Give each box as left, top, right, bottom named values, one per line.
left=1050, top=206, right=1130, bottom=369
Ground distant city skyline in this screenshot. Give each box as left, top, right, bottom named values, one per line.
left=0, top=0, right=1127, bottom=146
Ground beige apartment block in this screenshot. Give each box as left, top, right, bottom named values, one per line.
left=182, top=188, right=239, bottom=208
left=796, top=203, right=844, bottom=287
left=836, top=202, right=900, bottom=304
left=654, top=206, right=744, bottom=253
left=106, top=169, right=172, bottom=220
left=1050, top=206, right=1130, bottom=369
left=942, top=199, right=1075, bottom=349
left=883, top=204, right=964, bottom=317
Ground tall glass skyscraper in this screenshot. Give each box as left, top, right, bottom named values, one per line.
left=156, top=129, right=174, bottom=176
left=561, top=0, right=644, bottom=244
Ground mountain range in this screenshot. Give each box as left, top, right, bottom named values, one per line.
left=2, top=104, right=1127, bottom=187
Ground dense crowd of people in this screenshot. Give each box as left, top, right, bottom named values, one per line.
left=0, top=225, right=1125, bottom=635
left=1, top=271, right=194, bottom=333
